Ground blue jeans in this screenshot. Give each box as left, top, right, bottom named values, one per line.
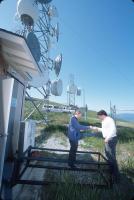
left=68, top=140, right=78, bottom=166
left=105, top=137, right=119, bottom=179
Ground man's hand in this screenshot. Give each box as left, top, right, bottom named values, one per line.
left=89, top=126, right=98, bottom=132
left=104, top=138, right=109, bottom=143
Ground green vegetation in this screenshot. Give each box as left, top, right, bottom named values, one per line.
left=41, top=178, right=134, bottom=200
left=36, top=126, right=134, bottom=200
left=120, top=157, right=134, bottom=178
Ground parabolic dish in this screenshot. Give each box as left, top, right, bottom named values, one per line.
left=36, top=0, right=52, bottom=4
left=54, top=54, right=62, bottom=76
left=51, top=79, right=63, bottom=96
left=27, top=32, right=41, bottom=63
left=17, top=0, right=39, bottom=25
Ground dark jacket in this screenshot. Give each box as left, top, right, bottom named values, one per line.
left=68, top=116, right=89, bottom=141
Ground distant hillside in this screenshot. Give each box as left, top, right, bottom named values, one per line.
left=117, top=113, right=134, bottom=122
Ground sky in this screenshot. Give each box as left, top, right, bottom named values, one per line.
left=0, top=0, right=134, bottom=113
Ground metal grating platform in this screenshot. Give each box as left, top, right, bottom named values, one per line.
left=10, top=146, right=113, bottom=188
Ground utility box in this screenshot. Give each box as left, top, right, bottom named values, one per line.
left=19, top=120, right=36, bottom=154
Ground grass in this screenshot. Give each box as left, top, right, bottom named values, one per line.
left=24, top=101, right=134, bottom=199
left=81, top=137, right=104, bottom=152
left=41, top=172, right=134, bottom=200
left=37, top=124, right=134, bottom=200
left=120, top=157, right=134, bottom=180
left=35, top=123, right=134, bottom=200
left=117, top=127, right=134, bottom=143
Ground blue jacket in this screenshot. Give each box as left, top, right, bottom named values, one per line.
left=68, top=116, right=89, bottom=141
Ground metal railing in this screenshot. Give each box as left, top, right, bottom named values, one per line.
left=11, top=146, right=113, bottom=188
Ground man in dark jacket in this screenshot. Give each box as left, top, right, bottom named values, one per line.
left=68, top=110, right=90, bottom=168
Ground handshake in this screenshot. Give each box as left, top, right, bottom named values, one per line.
left=89, top=126, right=98, bottom=131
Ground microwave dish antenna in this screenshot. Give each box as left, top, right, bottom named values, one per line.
left=17, top=0, right=39, bottom=26
left=15, top=0, right=63, bottom=102
left=54, top=53, right=62, bottom=77
left=16, top=0, right=61, bottom=73
left=27, top=32, right=41, bottom=63
left=51, top=79, right=63, bottom=96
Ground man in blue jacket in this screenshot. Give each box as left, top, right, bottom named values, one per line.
left=68, top=110, right=90, bottom=168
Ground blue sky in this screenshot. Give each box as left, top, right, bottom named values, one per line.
left=0, top=0, right=134, bottom=112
